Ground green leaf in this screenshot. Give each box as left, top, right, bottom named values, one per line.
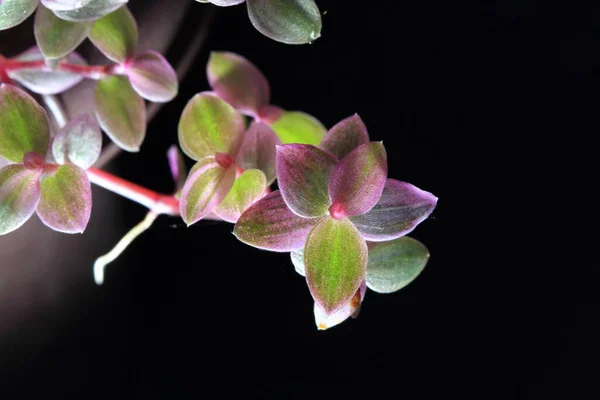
left=52, top=113, right=102, bottom=169
left=214, top=169, right=266, bottom=223
left=34, top=5, right=91, bottom=60
left=366, top=237, right=430, bottom=294
left=0, top=0, right=38, bottom=31
left=88, top=5, right=137, bottom=63
left=304, top=217, right=368, bottom=315
left=0, top=165, right=42, bottom=235
left=95, top=75, right=146, bottom=152
left=269, top=111, right=325, bottom=145
left=53, top=0, right=127, bottom=23
left=0, top=84, right=50, bottom=162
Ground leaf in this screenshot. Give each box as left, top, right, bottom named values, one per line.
left=0, top=0, right=38, bottom=31
left=246, top=0, right=322, bottom=45
left=197, top=0, right=245, bottom=5
left=52, top=113, right=102, bottom=169
left=0, top=165, right=42, bottom=235
left=214, top=169, right=267, bottom=223
left=305, top=217, right=368, bottom=315
left=41, top=0, right=94, bottom=11
left=88, top=5, right=137, bottom=63
left=236, top=121, right=279, bottom=185
left=179, top=156, right=236, bottom=226
left=276, top=144, right=337, bottom=218
left=166, top=145, right=187, bottom=191
left=126, top=50, right=178, bottom=102
left=351, top=180, right=438, bottom=241
left=95, top=75, right=146, bottom=152
left=35, top=5, right=91, bottom=60
left=7, top=47, right=87, bottom=95
left=290, top=248, right=305, bottom=276
left=320, top=114, right=370, bottom=159
left=0, top=84, right=50, bottom=163
left=366, top=237, right=429, bottom=294
left=268, top=111, right=325, bottom=145
left=233, top=190, right=322, bottom=252
left=207, top=51, right=269, bottom=117
left=37, top=164, right=92, bottom=233
left=328, top=142, right=387, bottom=218
left=53, top=0, right=128, bottom=23
left=178, top=92, right=244, bottom=161
left=314, top=281, right=366, bottom=330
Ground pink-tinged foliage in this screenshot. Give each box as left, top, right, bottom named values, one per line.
left=167, top=145, right=187, bottom=191
left=320, top=114, right=370, bottom=160
left=52, top=113, right=102, bottom=169
left=314, top=281, right=366, bottom=330
left=236, top=121, right=279, bottom=185
left=328, top=142, right=388, bottom=218
left=0, top=165, right=42, bottom=235
left=233, top=190, right=323, bottom=252
left=276, top=144, right=338, bottom=218
left=126, top=51, right=178, bottom=103
left=214, top=169, right=266, bottom=223
left=351, top=180, right=438, bottom=241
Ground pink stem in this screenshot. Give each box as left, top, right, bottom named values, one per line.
left=2, top=59, right=124, bottom=80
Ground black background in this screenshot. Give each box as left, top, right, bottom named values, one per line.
left=1, top=0, right=597, bottom=398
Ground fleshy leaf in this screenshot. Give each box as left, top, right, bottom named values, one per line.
left=314, top=281, right=366, bottom=330
left=233, top=190, right=322, bottom=252
left=88, top=5, right=137, bottom=63
left=37, top=164, right=92, bottom=233
left=41, top=0, right=94, bottom=11
left=95, top=75, right=146, bottom=152
left=197, top=0, right=245, bottom=5
left=179, top=156, right=236, bottom=226
left=7, top=48, right=87, bottom=95
left=214, top=169, right=267, bottom=223
left=276, top=144, right=337, bottom=218
left=236, top=121, right=279, bottom=184
left=305, top=216, right=368, bottom=315
left=0, top=84, right=50, bottom=163
left=0, top=165, right=42, bottom=235
left=35, top=5, right=91, bottom=60
left=320, top=114, right=370, bottom=159
left=268, top=111, right=326, bottom=145
left=366, top=237, right=429, bottom=294
left=246, top=0, right=322, bottom=45
left=290, top=248, right=305, bottom=276
left=126, top=50, right=178, bottom=102
left=167, top=145, right=187, bottom=191
left=52, top=113, right=102, bottom=169
left=53, top=0, right=128, bottom=22
left=207, top=51, right=269, bottom=117
left=328, top=142, right=387, bottom=218
left=178, top=92, right=244, bottom=161
left=351, top=180, right=438, bottom=241
left=0, top=0, right=38, bottom=30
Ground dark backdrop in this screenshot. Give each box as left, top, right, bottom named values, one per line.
left=1, top=1, right=597, bottom=398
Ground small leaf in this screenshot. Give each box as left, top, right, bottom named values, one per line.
left=7, top=47, right=87, bottom=95
left=236, top=121, right=279, bottom=184
left=0, top=165, right=42, bottom=235
left=41, top=0, right=94, bottom=11
left=305, top=216, right=368, bottom=315
left=320, top=114, right=370, bottom=159
left=179, top=156, right=236, bottom=226
left=290, top=248, right=305, bottom=276
left=314, top=281, right=366, bottom=330
left=178, top=92, right=244, bottom=161
left=207, top=51, right=269, bottom=117
left=198, top=0, right=245, bottom=5
left=126, top=50, right=178, bottom=102
left=268, top=111, right=325, bottom=145
left=52, top=113, right=102, bottom=169
left=233, top=190, right=322, bottom=252
left=0, top=0, right=38, bottom=31
left=166, top=145, right=187, bottom=191
left=37, top=164, right=92, bottom=233
left=351, top=180, right=438, bottom=241
left=35, top=4, right=91, bottom=60
left=276, top=144, right=337, bottom=218
left=329, top=142, right=387, bottom=218
left=366, top=237, right=429, bottom=294
left=95, top=75, right=146, bottom=152
left=53, top=0, right=128, bottom=22
left=88, top=5, right=137, bottom=63
left=246, top=0, right=322, bottom=45
left=214, top=169, right=267, bottom=223
left=0, top=84, right=50, bottom=163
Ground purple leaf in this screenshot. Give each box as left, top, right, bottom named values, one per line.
left=52, top=113, right=102, bottom=169
left=233, top=190, right=322, bottom=252
left=351, top=180, right=437, bottom=241
left=236, top=121, right=279, bottom=185
left=167, top=145, right=187, bottom=191
left=37, top=164, right=92, bottom=233
left=207, top=51, right=269, bottom=117
left=0, top=165, right=42, bottom=235
left=41, top=0, right=95, bottom=11
left=214, top=169, right=267, bottom=223
left=328, top=142, right=387, bottom=218
left=276, top=144, right=338, bottom=218
left=126, top=50, right=178, bottom=103
left=314, top=281, right=366, bottom=330
left=320, top=114, right=370, bottom=159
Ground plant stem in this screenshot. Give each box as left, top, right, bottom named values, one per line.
left=3, top=59, right=124, bottom=80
